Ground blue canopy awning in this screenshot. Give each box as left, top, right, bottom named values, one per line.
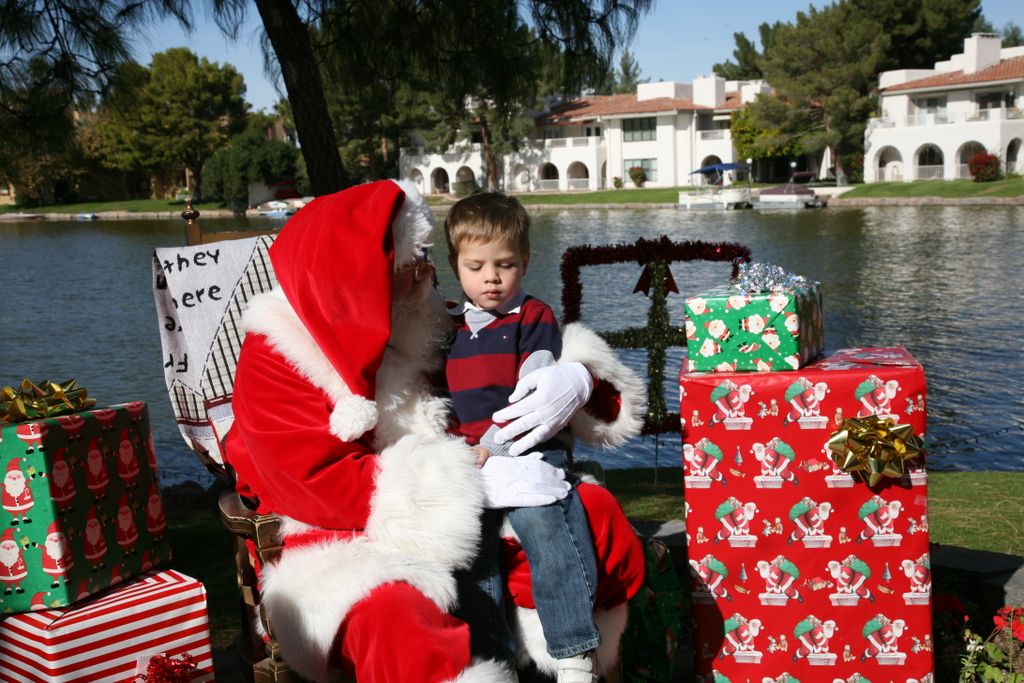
left=690, top=162, right=748, bottom=174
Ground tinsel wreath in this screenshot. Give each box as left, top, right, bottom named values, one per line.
left=560, top=236, right=752, bottom=435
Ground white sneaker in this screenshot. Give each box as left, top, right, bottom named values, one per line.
left=555, top=651, right=597, bottom=683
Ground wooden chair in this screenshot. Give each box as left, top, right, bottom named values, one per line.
left=156, top=202, right=298, bottom=682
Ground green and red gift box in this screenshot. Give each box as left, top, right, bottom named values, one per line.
left=679, top=347, right=932, bottom=680
left=684, top=280, right=824, bottom=373
left=0, top=402, right=172, bottom=613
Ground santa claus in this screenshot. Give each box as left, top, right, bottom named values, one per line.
left=40, top=522, right=73, bottom=588
left=83, top=506, right=108, bottom=571
left=0, top=528, right=28, bottom=594
left=114, top=495, right=139, bottom=556
left=145, top=484, right=167, bottom=541
left=85, top=438, right=110, bottom=501
left=2, top=457, right=34, bottom=525
left=116, top=429, right=141, bottom=489
left=224, top=180, right=647, bottom=683
left=48, top=449, right=77, bottom=515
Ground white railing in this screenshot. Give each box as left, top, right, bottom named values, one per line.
left=957, top=164, right=972, bottom=179
left=571, top=137, right=591, bottom=147
left=547, top=139, right=567, bottom=148
left=537, top=179, right=560, bottom=191
left=868, top=117, right=896, bottom=129
left=916, top=164, right=944, bottom=180
left=904, top=113, right=949, bottom=126
left=965, top=109, right=992, bottom=122
left=699, top=129, right=729, bottom=140
left=567, top=178, right=590, bottom=190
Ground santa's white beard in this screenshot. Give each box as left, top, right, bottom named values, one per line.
left=4, top=474, right=25, bottom=497
left=386, top=280, right=450, bottom=367
left=52, top=466, right=69, bottom=488
left=119, top=512, right=132, bottom=531
left=0, top=543, right=20, bottom=568
left=85, top=523, right=101, bottom=544
left=46, top=537, right=66, bottom=560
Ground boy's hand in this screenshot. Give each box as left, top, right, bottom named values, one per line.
left=492, top=362, right=593, bottom=455
left=472, top=445, right=491, bottom=468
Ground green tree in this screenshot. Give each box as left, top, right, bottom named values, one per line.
left=613, top=50, right=643, bottom=94
left=730, top=106, right=799, bottom=163
left=850, top=0, right=981, bottom=70
left=1001, top=22, right=1024, bottom=48
left=209, top=0, right=652, bottom=195
left=754, top=3, right=887, bottom=184
left=96, top=48, right=247, bottom=201
left=713, top=22, right=781, bottom=81
left=201, top=126, right=299, bottom=207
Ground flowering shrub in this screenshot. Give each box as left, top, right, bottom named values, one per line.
left=628, top=166, right=646, bottom=187
left=960, top=605, right=1024, bottom=682
left=968, top=151, right=1002, bottom=182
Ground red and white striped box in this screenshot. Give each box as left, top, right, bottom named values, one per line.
left=0, top=569, right=213, bottom=682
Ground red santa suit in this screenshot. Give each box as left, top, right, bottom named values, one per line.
left=116, top=429, right=141, bottom=488
left=145, top=485, right=167, bottom=539
left=0, top=528, right=28, bottom=593
left=83, top=507, right=108, bottom=570
left=115, top=496, right=140, bottom=554
left=225, top=180, right=646, bottom=683
left=48, top=450, right=77, bottom=514
left=3, top=458, right=33, bottom=523
left=40, top=523, right=73, bottom=585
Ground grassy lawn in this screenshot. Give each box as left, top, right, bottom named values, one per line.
left=839, top=176, right=1024, bottom=198
left=0, top=198, right=226, bottom=214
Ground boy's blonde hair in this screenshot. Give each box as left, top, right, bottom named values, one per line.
left=444, top=192, right=530, bottom=258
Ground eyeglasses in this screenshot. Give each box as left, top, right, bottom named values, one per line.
left=398, top=255, right=435, bottom=283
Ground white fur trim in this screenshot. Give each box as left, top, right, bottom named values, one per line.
left=329, top=395, right=378, bottom=442
left=367, top=434, right=484, bottom=569
left=513, top=603, right=629, bottom=677
left=391, top=179, right=436, bottom=268
left=261, top=435, right=483, bottom=682
left=560, top=323, right=646, bottom=448
left=444, top=659, right=518, bottom=683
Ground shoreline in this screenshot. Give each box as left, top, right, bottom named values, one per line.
left=3, top=194, right=1024, bottom=222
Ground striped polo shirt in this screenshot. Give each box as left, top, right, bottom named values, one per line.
left=446, top=291, right=562, bottom=444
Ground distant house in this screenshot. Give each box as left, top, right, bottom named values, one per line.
left=865, top=33, right=1024, bottom=182
left=399, top=75, right=771, bottom=194
left=0, top=182, right=14, bottom=206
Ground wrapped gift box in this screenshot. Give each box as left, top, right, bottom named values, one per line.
left=0, top=403, right=173, bottom=613
left=684, top=281, right=824, bottom=372
left=0, top=569, right=212, bottom=681
left=679, top=347, right=932, bottom=681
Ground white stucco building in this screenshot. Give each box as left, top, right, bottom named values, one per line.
left=399, top=76, right=770, bottom=194
left=865, top=33, right=1024, bottom=182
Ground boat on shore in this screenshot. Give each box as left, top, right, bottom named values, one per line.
left=256, top=200, right=298, bottom=218
left=680, top=162, right=754, bottom=210
left=756, top=171, right=827, bottom=209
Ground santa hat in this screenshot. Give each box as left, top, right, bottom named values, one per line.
left=1, top=528, right=15, bottom=543
left=6, top=458, right=21, bottom=473
left=118, top=494, right=130, bottom=510
left=86, top=507, right=98, bottom=523
left=268, top=180, right=435, bottom=441
left=47, top=522, right=60, bottom=538
left=30, top=593, right=47, bottom=610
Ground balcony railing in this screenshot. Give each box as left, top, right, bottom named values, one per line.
left=698, top=129, right=729, bottom=140
left=537, top=179, right=560, bottom=191
left=915, top=164, right=944, bottom=180
left=531, top=136, right=597, bottom=149
left=957, top=164, right=972, bottom=179
left=567, top=178, right=590, bottom=190
left=904, top=113, right=950, bottom=127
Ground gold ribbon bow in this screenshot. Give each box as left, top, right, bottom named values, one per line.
left=827, top=415, right=924, bottom=487
left=1, top=379, right=96, bottom=423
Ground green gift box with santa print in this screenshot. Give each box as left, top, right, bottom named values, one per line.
left=0, top=403, right=172, bottom=613
left=684, top=281, right=824, bottom=373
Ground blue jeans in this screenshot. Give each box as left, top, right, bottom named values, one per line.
left=456, top=446, right=600, bottom=661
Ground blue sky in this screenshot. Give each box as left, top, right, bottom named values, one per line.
left=134, top=1, right=1022, bottom=113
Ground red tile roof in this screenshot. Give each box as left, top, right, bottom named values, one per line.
left=882, top=55, right=1024, bottom=92
left=536, top=91, right=741, bottom=124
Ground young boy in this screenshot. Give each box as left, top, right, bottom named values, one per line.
left=444, top=192, right=600, bottom=683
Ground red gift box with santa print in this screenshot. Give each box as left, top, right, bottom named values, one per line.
left=0, top=569, right=212, bottom=681
left=679, top=347, right=933, bottom=681
left=0, top=402, right=172, bottom=613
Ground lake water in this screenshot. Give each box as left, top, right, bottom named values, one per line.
left=1, top=205, right=1021, bottom=487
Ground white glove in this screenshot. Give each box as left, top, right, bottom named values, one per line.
left=479, top=452, right=570, bottom=509
left=492, top=361, right=593, bottom=456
